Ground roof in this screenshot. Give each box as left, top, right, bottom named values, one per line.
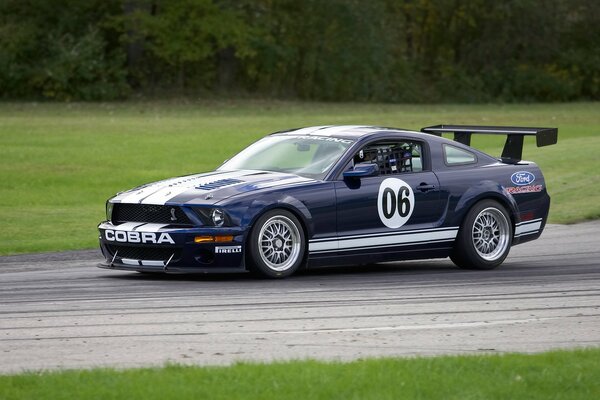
left=274, top=125, right=421, bottom=140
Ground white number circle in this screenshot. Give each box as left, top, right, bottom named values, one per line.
left=377, top=178, right=415, bottom=229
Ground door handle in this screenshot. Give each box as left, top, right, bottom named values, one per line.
left=417, top=183, right=436, bottom=192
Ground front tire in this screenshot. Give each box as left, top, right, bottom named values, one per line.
left=451, top=200, right=512, bottom=270
left=248, top=209, right=306, bottom=278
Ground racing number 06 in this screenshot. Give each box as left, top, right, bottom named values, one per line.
left=377, top=178, right=415, bottom=229
left=381, top=186, right=411, bottom=219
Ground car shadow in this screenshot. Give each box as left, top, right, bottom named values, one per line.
left=299, top=260, right=459, bottom=277
left=98, top=259, right=465, bottom=282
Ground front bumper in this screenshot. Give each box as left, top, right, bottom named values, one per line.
left=97, top=222, right=248, bottom=273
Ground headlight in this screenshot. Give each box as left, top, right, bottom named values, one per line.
left=106, top=202, right=114, bottom=221
left=211, top=209, right=225, bottom=227
left=193, top=207, right=231, bottom=227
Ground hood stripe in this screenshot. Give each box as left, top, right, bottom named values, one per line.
left=117, top=171, right=247, bottom=205
left=115, top=170, right=317, bottom=206
left=117, top=171, right=222, bottom=204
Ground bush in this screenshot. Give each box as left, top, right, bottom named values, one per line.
left=0, top=0, right=128, bottom=101
left=510, top=64, right=581, bottom=102
left=30, top=28, right=128, bottom=101
left=0, top=0, right=599, bottom=102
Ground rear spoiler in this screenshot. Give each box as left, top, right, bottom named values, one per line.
left=421, top=125, right=558, bottom=163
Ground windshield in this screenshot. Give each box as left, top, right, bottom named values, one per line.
left=218, top=135, right=354, bottom=179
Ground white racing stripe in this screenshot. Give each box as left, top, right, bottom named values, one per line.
left=117, top=171, right=247, bottom=205
left=312, top=239, right=456, bottom=254
left=251, top=176, right=313, bottom=190
left=119, top=259, right=170, bottom=266
left=286, top=125, right=377, bottom=137
left=309, top=125, right=368, bottom=136
left=287, top=126, right=332, bottom=135
left=309, top=228, right=459, bottom=253
left=138, top=185, right=197, bottom=206
left=140, top=171, right=245, bottom=205
left=104, top=222, right=170, bottom=233
left=310, top=226, right=459, bottom=242
left=515, top=218, right=543, bottom=237
left=112, top=222, right=145, bottom=231
left=118, top=178, right=179, bottom=204
left=134, top=223, right=170, bottom=232
left=141, top=260, right=165, bottom=267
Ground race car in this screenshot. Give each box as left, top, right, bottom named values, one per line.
left=98, top=124, right=557, bottom=278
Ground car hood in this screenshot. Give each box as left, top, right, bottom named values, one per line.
left=110, top=170, right=316, bottom=205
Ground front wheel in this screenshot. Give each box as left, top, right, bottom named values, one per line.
left=247, top=209, right=306, bottom=278
left=451, top=200, right=513, bottom=270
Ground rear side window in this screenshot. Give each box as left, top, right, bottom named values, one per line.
left=444, top=145, right=476, bottom=165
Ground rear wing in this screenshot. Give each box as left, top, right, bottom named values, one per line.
left=421, top=125, right=558, bottom=163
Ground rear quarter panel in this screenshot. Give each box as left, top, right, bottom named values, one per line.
left=434, top=161, right=550, bottom=244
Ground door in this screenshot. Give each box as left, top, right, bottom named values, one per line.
left=329, top=138, right=450, bottom=255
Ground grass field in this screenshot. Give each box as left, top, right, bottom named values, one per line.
left=1, top=349, right=599, bottom=399
left=1, top=101, right=599, bottom=255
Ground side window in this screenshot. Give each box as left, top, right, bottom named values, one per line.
left=443, top=144, right=476, bottom=165
left=353, top=140, right=424, bottom=175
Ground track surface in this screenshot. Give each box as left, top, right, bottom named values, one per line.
left=1, top=222, right=599, bottom=373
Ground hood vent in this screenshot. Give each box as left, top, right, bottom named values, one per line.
left=196, top=178, right=243, bottom=191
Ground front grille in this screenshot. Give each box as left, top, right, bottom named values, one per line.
left=107, top=244, right=182, bottom=262
left=112, top=204, right=192, bottom=225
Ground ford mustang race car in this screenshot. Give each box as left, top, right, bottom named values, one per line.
left=98, top=124, right=557, bottom=278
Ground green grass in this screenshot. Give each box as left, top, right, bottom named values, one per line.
left=0, top=101, right=599, bottom=255
left=1, top=349, right=599, bottom=399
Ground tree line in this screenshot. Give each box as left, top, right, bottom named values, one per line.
left=1, top=0, right=598, bottom=102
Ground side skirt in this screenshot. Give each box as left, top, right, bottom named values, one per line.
left=306, top=245, right=453, bottom=269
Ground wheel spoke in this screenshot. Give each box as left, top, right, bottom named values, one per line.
left=471, top=207, right=510, bottom=261
left=257, top=215, right=303, bottom=272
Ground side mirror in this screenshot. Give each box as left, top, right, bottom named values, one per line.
left=343, top=163, right=379, bottom=178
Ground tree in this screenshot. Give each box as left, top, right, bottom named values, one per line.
left=118, top=0, right=253, bottom=90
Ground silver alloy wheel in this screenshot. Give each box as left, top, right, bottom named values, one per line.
left=471, top=207, right=510, bottom=261
left=257, top=215, right=302, bottom=272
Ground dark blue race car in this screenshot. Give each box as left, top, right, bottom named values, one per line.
left=98, top=125, right=557, bottom=278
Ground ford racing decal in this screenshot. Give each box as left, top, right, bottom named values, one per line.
left=506, top=185, right=543, bottom=194
left=511, top=171, right=535, bottom=186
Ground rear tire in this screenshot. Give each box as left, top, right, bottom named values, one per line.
left=451, top=200, right=512, bottom=270
left=247, top=209, right=306, bottom=278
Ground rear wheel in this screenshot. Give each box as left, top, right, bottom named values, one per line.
left=451, top=200, right=512, bottom=270
left=248, top=209, right=306, bottom=278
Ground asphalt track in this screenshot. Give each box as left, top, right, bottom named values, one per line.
left=1, top=221, right=599, bottom=374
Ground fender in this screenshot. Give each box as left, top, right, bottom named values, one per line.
left=220, top=181, right=335, bottom=239
left=453, top=180, right=519, bottom=225
left=242, top=193, right=314, bottom=238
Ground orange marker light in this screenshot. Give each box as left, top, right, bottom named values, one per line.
left=194, top=236, right=214, bottom=243
left=194, top=235, right=234, bottom=243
